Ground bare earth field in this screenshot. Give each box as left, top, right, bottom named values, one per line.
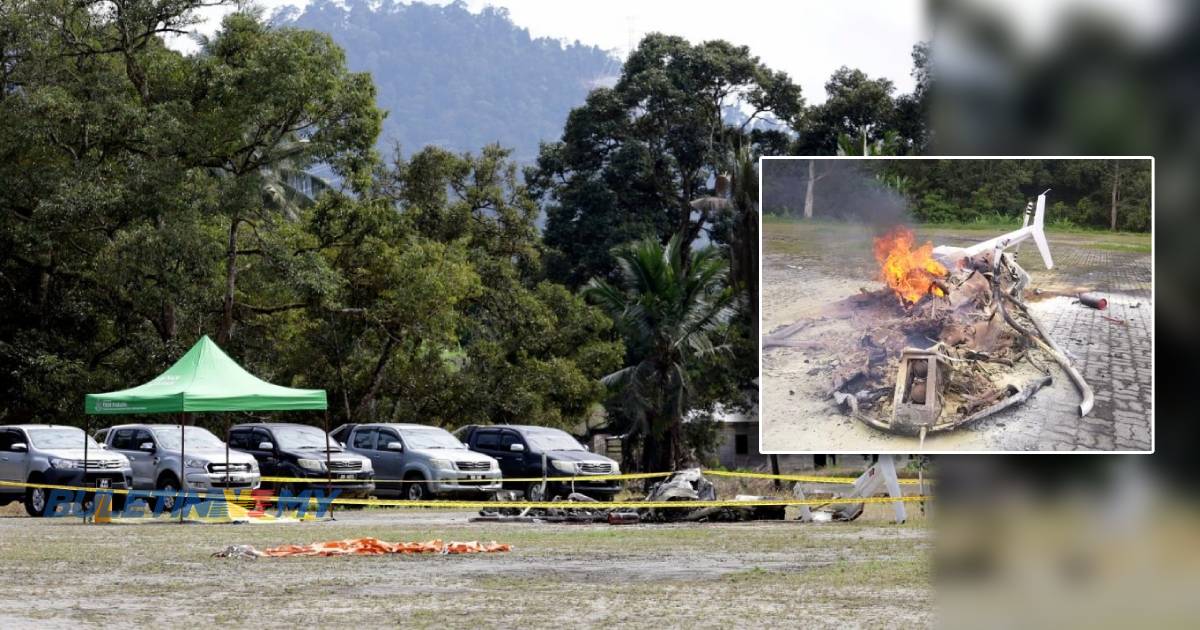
left=762, top=220, right=1153, bottom=452
left=0, top=504, right=930, bottom=628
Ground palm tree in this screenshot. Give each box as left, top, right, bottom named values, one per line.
left=257, top=138, right=333, bottom=221
left=583, top=234, right=736, bottom=475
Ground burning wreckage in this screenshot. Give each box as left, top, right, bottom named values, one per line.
left=768, top=190, right=1095, bottom=443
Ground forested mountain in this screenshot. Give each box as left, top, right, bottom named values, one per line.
left=274, top=0, right=620, bottom=161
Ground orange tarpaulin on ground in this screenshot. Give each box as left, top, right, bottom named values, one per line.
left=259, top=537, right=511, bottom=557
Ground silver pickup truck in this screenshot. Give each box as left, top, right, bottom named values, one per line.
left=97, top=424, right=260, bottom=510
left=0, top=424, right=133, bottom=516
left=332, top=423, right=501, bottom=500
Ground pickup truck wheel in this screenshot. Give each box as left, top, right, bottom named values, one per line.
left=24, top=482, right=48, bottom=517
left=405, top=477, right=429, bottom=501
left=156, top=474, right=180, bottom=512
left=524, top=482, right=549, bottom=502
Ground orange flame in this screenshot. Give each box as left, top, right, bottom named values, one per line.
left=873, top=226, right=948, bottom=304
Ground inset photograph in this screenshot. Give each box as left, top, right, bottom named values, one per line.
left=760, top=157, right=1153, bottom=452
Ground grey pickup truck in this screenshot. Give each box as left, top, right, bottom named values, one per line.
left=0, top=424, right=133, bottom=516
left=331, top=423, right=501, bottom=500
left=97, top=424, right=260, bottom=510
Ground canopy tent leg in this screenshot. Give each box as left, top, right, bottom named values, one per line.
left=83, top=415, right=89, bottom=524
left=179, top=414, right=186, bottom=524
left=325, top=409, right=334, bottom=520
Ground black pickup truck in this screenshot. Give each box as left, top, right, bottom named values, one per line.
left=452, top=425, right=622, bottom=501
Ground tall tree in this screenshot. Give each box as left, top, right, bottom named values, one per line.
left=530, top=33, right=804, bottom=286
left=189, top=13, right=383, bottom=346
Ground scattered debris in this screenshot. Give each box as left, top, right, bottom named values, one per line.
left=808, top=192, right=1096, bottom=438
left=1101, top=315, right=1127, bottom=326
left=793, top=456, right=909, bottom=523
left=1078, top=293, right=1108, bottom=310
left=212, top=545, right=262, bottom=559
left=213, top=538, right=511, bottom=558
left=472, top=469, right=788, bottom=525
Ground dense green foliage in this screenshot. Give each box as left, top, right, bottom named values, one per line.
left=0, top=0, right=940, bottom=468
left=276, top=0, right=619, bottom=162
left=794, top=43, right=931, bottom=156
left=529, top=35, right=789, bottom=467
left=876, top=159, right=1152, bottom=230
left=762, top=158, right=1151, bottom=232
left=0, top=1, right=619, bottom=432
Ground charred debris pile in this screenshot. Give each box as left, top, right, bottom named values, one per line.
left=768, top=225, right=1095, bottom=443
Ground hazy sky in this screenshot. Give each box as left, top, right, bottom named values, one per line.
left=178, top=0, right=928, bottom=103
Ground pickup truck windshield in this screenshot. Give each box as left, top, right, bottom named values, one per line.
left=27, top=428, right=101, bottom=450
left=525, top=429, right=585, bottom=452
left=152, top=427, right=225, bottom=450
left=273, top=426, right=337, bottom=450
left=399, top=428, right=466, bottom=450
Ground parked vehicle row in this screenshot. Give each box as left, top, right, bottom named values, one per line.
left=1, top=421, right=623, bottom=516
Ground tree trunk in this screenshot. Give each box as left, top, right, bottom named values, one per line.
left=353, top=335, right=397, bottom=420
left=217, top=217, right=240, bottom=346
left=157, top=300, right=176, bottom=344
left=1110, top=160, right=1121, bottom=231
left=640, top=419, right=659, bottom=492
left=663, top=414, right=682, bottom=471
left=154, top=214, right=176, bottom=344
left=804, top=160, right=816, bottom=219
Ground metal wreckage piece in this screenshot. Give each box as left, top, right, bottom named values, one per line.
left=472, top=457, right=917, bottom=525
left=471, top=469, right=785, bottom=524
left=834, top=191, right=1094, bottom=442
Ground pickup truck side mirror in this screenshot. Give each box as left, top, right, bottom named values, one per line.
left=386, top=441, right=403, bottom=452
left=258, top=441, right=274, bottom=451
left=138, top=442, right=155, bottom=453
left=11, top=443, right=26, bottom=453
left=509, top=443, right=525, bottom=452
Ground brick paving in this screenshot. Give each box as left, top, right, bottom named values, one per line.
left=1021, top=247, right=1153, bottom=451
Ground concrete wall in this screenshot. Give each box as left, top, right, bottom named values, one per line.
left=713, top=423, right=815, bottom=470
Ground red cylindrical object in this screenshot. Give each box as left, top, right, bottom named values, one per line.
left=1079, top=294, right=1108, bottom=310
left=607, top=512, right=640, bottom=525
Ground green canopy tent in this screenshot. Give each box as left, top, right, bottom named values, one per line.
left=84, top=336, right=330, bottom=521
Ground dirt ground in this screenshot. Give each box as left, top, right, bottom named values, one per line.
left=0, top=501, right=930, bottom=628
left=762, top=220, right=1153, bottom=452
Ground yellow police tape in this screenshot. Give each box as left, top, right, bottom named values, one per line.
left=702, top=470, right=928, bottom=485
left=260, top=469, right=930, bottom=485
left=0, top=479, right=931, bottom=511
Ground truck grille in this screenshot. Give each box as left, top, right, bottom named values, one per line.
left=329, top=460, right=362, bottom=471
left=578, top=462, right=613, bottom=474
left=207, top=462, right=252, bottom=473
left=83, top=460, right=122, bottom=470
left=456, top=461, right=491, bottom=471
